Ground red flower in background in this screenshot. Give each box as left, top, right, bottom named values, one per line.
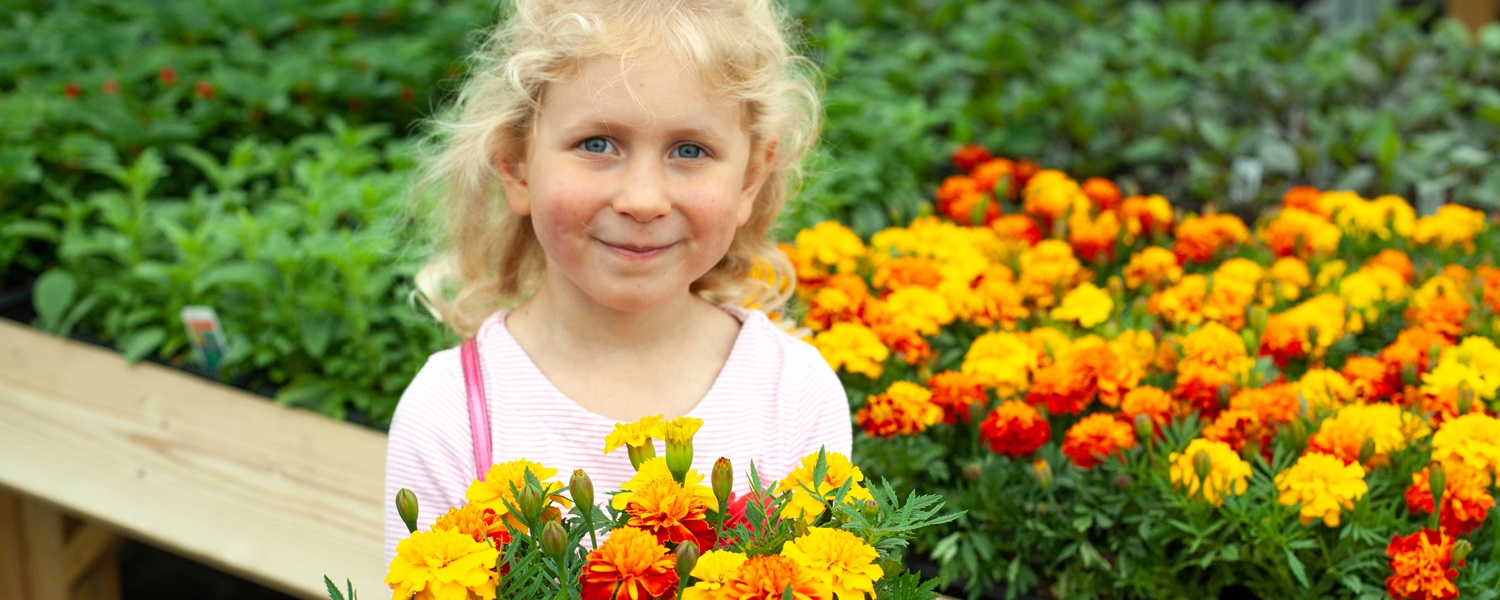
left=951, top=144, right=991, bottom=172
left=158, top=67, right=178, bottom=86
left=979, top=401, right=1051, bottom=458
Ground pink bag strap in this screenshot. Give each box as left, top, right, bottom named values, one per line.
left=460, top=338, right=492, bottom=481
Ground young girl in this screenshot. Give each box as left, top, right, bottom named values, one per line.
left=384, top=0, right=851, bottom=560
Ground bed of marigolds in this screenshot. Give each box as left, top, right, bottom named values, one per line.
left=784, top=145, right=1500, bottom=599
left=361, top=416, right=958, bottom=600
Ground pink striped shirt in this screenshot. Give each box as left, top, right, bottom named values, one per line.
left=383, top=305, right=853, bottom=562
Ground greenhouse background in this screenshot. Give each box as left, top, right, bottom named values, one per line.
left=2, top=0, right=1499, bottom=598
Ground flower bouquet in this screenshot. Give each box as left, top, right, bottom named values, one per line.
left=783, top=145, right=1500, bottom=598
left=328, top=415, right=958, bottom=599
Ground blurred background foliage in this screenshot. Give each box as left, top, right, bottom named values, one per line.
left=1, top=0, right=1496, bottom=424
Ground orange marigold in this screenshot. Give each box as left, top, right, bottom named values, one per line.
left=433, top=504, right=511, bottom=548
left=871, top=323, right=932, bottom=366
left=1027, top=359, right=1096, bottom=415
left=1119, top=386, right=1174, bottom=433
left=580, top=527, right=678, bottom=600
left=1062, top=414, right=1137, bottom=468
left=1022, top=170, right=1086, bottom=223
left=1082, top=177, right=1121, bottom=211
left=1119, top=194, right=1174, bottom=242
left=1200, top=409, right=1267, bottom=454
left=1123, top=246, right=1183, bottom=290
left=713, top=554, right=824, bottom=600
left=1148, top=274, right=1210, bottom=328
left=856, top=381, right=944, bottom=438
left=928, top=371, right=989, bottom=425
left=1282, top=186, right=1328, bottom=216
left=1369, top=249, right=1415, bottom=284
left=1227, top=383, right=1301, bottom=427
left=1406, top=464, right=1495, bottom=537
left=980, top=401, right=1052, bottom=458
left=872, top=257, right=944, bottom=292
left=624, top=479, right=718, bottom=552
left=1171, top=361, right=1236, bottom=419
left=1260, top=208, right=1341, bottom=258
left=1172, top=214, right=1250, bottom=264
left=991, top=214, right=1043, bottom=249
left=973, top=158, right=1019, bottom=199
left=802, top=274, right=871, bottom=332
left=1385, top=528, right=1461, bottom=600
left=1068, top=208, right=1121, bottom=263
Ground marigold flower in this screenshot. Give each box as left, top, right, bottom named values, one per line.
left=952, top=271, right=1029, bottom=329
left=1308, top=402, right=1422, bottom=468
left=1261, top=207, right=1342, bottom=258
left=856, top=381, right=944, bottom=438
left=1148, top=274, right=1210, bottom=328
left=604, top=416, right=667, bottom=454
left=991, top=214, right=1043, bottom=250
left=1259, top=294, right=1349, bottom=367
left=581, top=526, right=679, bottom=600
left=776, top=452, right=874, bottom=523
left=1298, top=368, right=1360, bottom=416
left=1201, top=409, right=1268, bottom=454
left=1406, top=464, right=1495, bottom=537
left=1405, top=276, right=1472, bottom=340
left=1275, top=452, right=1368, bottom=527
left=979, top=401, right=1052, bottom=458
left=1180, top=322, right=1253, bottom=373
left=1412, top=204, right=1486, bottom=250
left=872, top=257, right=944, bottom=292
left=1062, top=414, right=1137, bottom=469
left=713, top=554, right=823, bottom=600
left=869, top=323, right=931, bottom=366
left=1385, top=528, right=1460, bottom=600
left=1081, top=177, right=1121, bottom=211
left=1068, top=208, right=1121, bottom=263
left=1025, top=327, right=1074, bottom=370
left=1281, top=186, right=1328, bottom=216
left=1333, top=193, right=1415, bottom=240
left=465, top=460, right=571, bottom=531
left=1268, top=257, right=1311, bottom=303
left=683, top=549, right=748, bottom=600
left=928, top=371, right=989, bottom=424
left=1123, top=246, right=1182, bottom=290
left=1022, top=170, right=1086, bottom=222
left=433, top=504, right=511, bottom=548
left=1341, top=356, right=1393, bottom=403
left=802, top=274, right=871, bottom=332
left=624, top=478, right=718, bottom=551
left=961, top=331, right=1037, bottom=397
left=613, top=457, right=719, bottom=512
left=1169, top=439, right=1252, bottom=505
left=1172, top=214, right=1250, bottom=264
left=874, top=286, right=954, bottom=336
left=1422, top=336, right=1500, bottom=401
left=973, top=157, right=1019, bottom=198
left=951, top=144, right=992, bottom=172
left=781, top=527, right=884, bottom=599
left=1049, top=282, right=1114, bottom=329
left=1119, top=194, right=1174, bottom=241
left=1430, top=413, right=1500, bottom=484
left=387, top=528, right=500, bottom=600
left=794, top=221, right=866, bottom=275
left=811, top=323, right=889, bottom=379
left=1228, top=383, right=1301, bottom=428
left=1119, top=386, right=1174, bottom=432
left=1018, top=240, right=1084, bottom=308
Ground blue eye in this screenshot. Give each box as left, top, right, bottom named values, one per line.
left=580, top=137, right=614, bottom=153
left=673, top=144, right=706, bottom=159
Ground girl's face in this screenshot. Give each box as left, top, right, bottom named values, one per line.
left=499, top=51, right=773, bottom=314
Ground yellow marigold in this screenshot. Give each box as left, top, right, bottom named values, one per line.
left=1306, top=403, right=1426, bottom=467
left=794, top=221, right=866, bottom=274
left=777, top=452, right=874, bottom=523
left=948, top=267, right=1029, bottom=329
left=1169, top=438, right=1252, bottom=505
left=433, top=504, right=509, bottom=547
left=1430, top=413, right=1500, bottom=484
left=1268, top=257, right=1311, bottom=303
left=1025, top=326, right=1074, bottom=369
left=1339, top=265, right=1409, bottom=325
left=856, top=381, right=944, bottom=438
left=1050, top=282, right=1114, bottom=329
left=874, top=285, right=954, bottom=336
left=1298, top=368, right=1359, bottom=416
left=1334, top=193, right=1415, bottom=240
left=604, top=415, right=667, bottom=454
left=712, top=555, right=824, bottom=600
left=1412, top=204, right=1486, bottom=250
left=811, top=323, right=889, bottom=379
left=1276, top=452, right=1368, bottom=527
left=1120, top=385, right=1174, bottom=429
left=802, top=274, right=871, bottom=332
left=781, top=527, right=884, bottom=599
left=1422, top=336, right=1500, bottom=401
left=961, top=331, right=1037, bottom=397
left=1018, top=240, right=1083, bottom=308
left=386, top=528, right=500, bottom=600
left=1123, top=246, right=1183, bottom=290
left=1111, top=329, right=1158, bottom=372
left=1260, top=294, right=1350, bottom=366
left=1148, top=274, right=1209, bottom=328
left=612, top=457, right=718, bottom=511
left=1022, top=169, right=1087, bottom=221
left=1204, top=258, right=1262, bottom=329
left=683, top=550, right=748, bottom=600
left=1179, top=322, right=1253, bottom=375
left=1119, top=194, right=1175, bottom=242
left=465, top=460, right=571, bottom=531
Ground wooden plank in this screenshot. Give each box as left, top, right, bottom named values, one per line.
left=0, top=320, right=389, bottom=599
left=20, top=497, right=68, bottom=600
left=0, top=490, right=28, bottom=600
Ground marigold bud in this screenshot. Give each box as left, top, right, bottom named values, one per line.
left=1428, top=464, right=1447, bottom=515
left=395, top=488, right=419, bottom=533
left=1453, top=539, right=1473, bottom=563
left=1401, top=363, right=1418, bottom=387
left=861, top=499, right=879, bottom=520
left=569, top=470, right=594, bottom=513
left=1428, top=344, right=1442, bottom=369
left=1114, top=474, right=1134, bottom=490
left=1216, top=384, right=1233, bottom=409
left=1133, top=413, right=1154, bottom=442
left=711, top=458, right=733, bottom=511
left=1307, top=326, right=1320, bottom=349
left=666, top=440, right=693, bottom=485
left=540, top=519, right=567, bottom=559
left=517, top=484, right=544, bottom=522
left=627, top=443, right=657, bottom=471
left=1287, top=418, right=1310, bottom=450
left=1193, top=450, right=1213, bottom=483
left=675, top=540, right=700, bottom=584
left=961, top=461, right=983, bottom=481
left=1458, top=384, right=1475, bottom=415
left=1358, top=437, right=1377, bottom=465
left=1029, top=459, right=1053, bottom=488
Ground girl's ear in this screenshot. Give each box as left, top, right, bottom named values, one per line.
left=494, top=146, right=531, bottom=216
left=736, top=136, right=778, bottom=226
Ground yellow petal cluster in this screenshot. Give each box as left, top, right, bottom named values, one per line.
left=1275, top=452, right=1367, bottom=527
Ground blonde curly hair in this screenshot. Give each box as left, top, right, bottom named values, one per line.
left=413, top=0, right=821, bottom=337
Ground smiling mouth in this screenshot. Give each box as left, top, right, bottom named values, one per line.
left=600, top=240, right=675, bottom=260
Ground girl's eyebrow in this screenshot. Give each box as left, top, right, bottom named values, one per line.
left=557, top=119, right=729, bottom=141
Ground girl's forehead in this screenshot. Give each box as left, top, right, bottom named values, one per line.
left=539, top=51, right=745, bottom=133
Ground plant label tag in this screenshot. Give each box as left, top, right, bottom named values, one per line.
left=1229, top=158, right=1263, bottom=206
left=181, top=306, right=228, bottom=372
left=1416, top=181, right=1446, bottom=217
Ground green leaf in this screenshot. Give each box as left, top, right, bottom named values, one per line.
left=323, top=576, right=345, bottom=600
left=1285, top=547, right=1310, bottom=588
left=120, top=328, right=166, bottom=363
left=1259, top=138, right=1299, bottom=174
left=34, top=269, right=77, bottom=333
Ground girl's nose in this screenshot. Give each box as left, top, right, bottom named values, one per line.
left=612, top=159, right=672, bottom=222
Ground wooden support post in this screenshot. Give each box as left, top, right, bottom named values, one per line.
left=1446, top=0, right=1500, bottom=37
left=0, top=489, right=122, bottom=600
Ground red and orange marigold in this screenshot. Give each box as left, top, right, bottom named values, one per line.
left=1061, top=414, right=1137, bottom=468
left=1406, top=465, right=1495, bottom=537
left=980, top=401, right=1052, bottom=458
left=1385, top=528, right=1461, bottom=600
left=580, top=527, right=678, bottom=600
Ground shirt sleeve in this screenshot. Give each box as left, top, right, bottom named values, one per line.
left=383, top=350, right=474, bottom=564
left=784, top=337, right=854, bottom=464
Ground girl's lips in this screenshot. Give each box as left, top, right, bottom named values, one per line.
left=600, top=240, right=675, bottom=261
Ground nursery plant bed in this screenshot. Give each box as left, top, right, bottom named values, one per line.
left=0, top=318, right=387, bottom=599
